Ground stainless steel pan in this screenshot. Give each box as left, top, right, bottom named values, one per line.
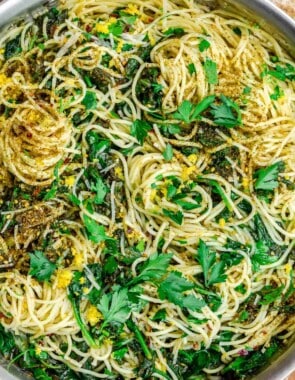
left=0, top=0, right=294, bottom=379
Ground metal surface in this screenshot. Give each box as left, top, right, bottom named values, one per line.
left=0, top=0, right=294, bottom=379
left=0, top=0, right=48, bottom=29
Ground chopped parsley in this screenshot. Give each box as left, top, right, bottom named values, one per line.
left=199, top=39, right=210, bottom=52
left=204, top=58, right=218, bottom=85
left=162, top=208, right=184, bottom=225
left=82, top=91, right=97, bottom=110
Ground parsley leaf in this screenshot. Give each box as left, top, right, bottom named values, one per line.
left=158, top=271, right=194, bottom=306
left=243, top=86, right=251, bottom=95
left=254, top=161, right=284, bottom=191
left=197, top=240, right=215, bottom=286
left=82, top=91, right=97, bottom=110
left=152, top=309, right=167, bottom=321
left=128, top=252, right=173, bottom=286
left=131, top=119, right=152, bottom=145
left=43, top=160, right=63, bottom=200
left=262, top=63, right=295, bottom=81
left=270, top=85, right=284, bottom=100
left=174, top=199, right=200, bottom=210
left=188, top=63, right=196, bottom=74
left=199, top=39, right=210, bottom=52
left=173, top=100, right=194, bottom=123
left=182, top=294, right=206, bottom=311
left=208, top=261, right=227, bottom=285
left=204, top=58, right=218, bottom=85
left=251, top=240, right=278, bottom=271
left=191, top=95, right=216, bottom=120
left=163, top=208, right=184, bottom=225
left=29, top=251, right=56, bottom=282
left=98, top=287, right=131, bottom=327
left=163, top=143, right=173, bottom=161
left=196, top=240, right=227, bottom=287
left=163, top=27, right=185, bottom=37
left=83, top=215, right=114, bottom=244
left=173, top=96, right=215, bottom=123
left=108, top=20, right=123, bottom=37
left=210, top=95, right=241, bottom=128
left=91, top=176, right=108, bottom=205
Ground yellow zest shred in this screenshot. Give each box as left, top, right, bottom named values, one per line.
left=181, top=166, right=196, bottom=181
left=116, top=40, right=124, bottom=53
left=95, top=23, right=109, bottom=34
left=219, top=218, right=226, bottom=228
left=64, top=176, right=75, bottom=187
left=0, top=73, right=8, bottom=86
left=242, top=177, right=249, bottom=189
left=56, top=269, right=73, bottom=289
left=187, top=154, right=198, bottom=164
left=86, top=305, right=102, bottom=326
left=114, top=166, right=124, bottom=180
left=125, top=4, right=140, bottom=15
left=71, top=247, right=84, bottom=270
left=285, top=263, right=292, bottom=275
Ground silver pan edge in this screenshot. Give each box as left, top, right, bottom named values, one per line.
left=0, top=0, right=294, bottom=379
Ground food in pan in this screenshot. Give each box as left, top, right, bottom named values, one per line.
left=0, top=0, right=294, bottom=379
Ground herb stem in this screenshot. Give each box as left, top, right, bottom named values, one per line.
left=126, top=320, right=153, bottom=360
left=69, top=296, right=97, bottom=348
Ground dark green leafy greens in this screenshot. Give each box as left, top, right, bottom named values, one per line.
left=222, top=340, right=280, bottom=376
left=4, top=35, right=22, bottom=60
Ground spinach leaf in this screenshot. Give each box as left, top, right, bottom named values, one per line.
left=4, top=35, right=22, bottom=60
left=222, top=341, right=279, bottom=376
left=0, top=324, right=15, bottom=356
